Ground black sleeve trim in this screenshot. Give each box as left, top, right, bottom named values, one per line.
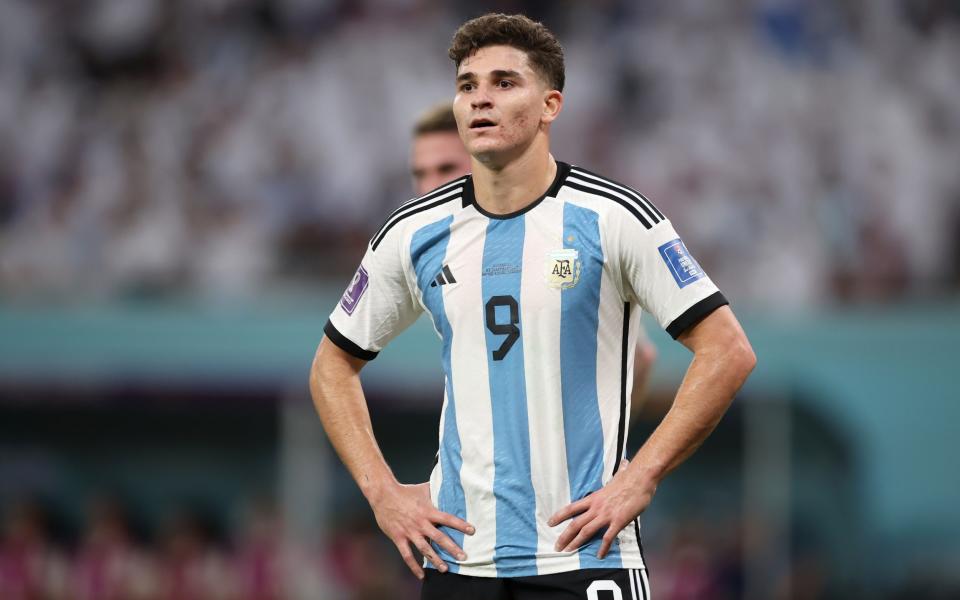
left=324, top=320, right=379, bottom=361
left=665, top=291, right=729, bottom=340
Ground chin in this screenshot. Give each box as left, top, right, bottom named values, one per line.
left=469, top=141, right=512, bottom=164
left=468, top=138, right=499, bottom=153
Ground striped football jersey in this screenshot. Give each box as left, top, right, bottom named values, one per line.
left=325, top=161, right=728, bottom=577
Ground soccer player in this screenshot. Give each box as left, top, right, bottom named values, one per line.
left=410, top=102, right=659, bottom=415
left=311, top=13, right=756, bottom=599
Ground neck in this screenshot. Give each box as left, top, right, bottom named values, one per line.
left=471, top=137, right=557, bottom=216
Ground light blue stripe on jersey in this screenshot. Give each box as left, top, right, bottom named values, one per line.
left=560, top=203, right=622, bottom=568
left=410, top=216, right=465, bottom=572
left=481, top=217, right=538, bottom=576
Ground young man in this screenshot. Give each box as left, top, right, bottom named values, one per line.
left=311, top=13, right=756, bottom=599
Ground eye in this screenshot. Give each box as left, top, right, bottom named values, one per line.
left=497, top=80, right=513, bottom=89
left=459, top=82, right=475, bottom=92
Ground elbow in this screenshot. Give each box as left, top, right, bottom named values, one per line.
left=709, top=324, right=755, bottom=382
left=640, top=341, right=658, bottom=365
left=733, top=335, right=757, bottom=379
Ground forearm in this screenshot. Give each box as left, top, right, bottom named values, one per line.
left=550, top=320, right=754, bottom=556
left=628, top=309, right=755, bottom=486
left=310, top=338, right=473, bottom=576
left=309, top=337, right=397, bottom=503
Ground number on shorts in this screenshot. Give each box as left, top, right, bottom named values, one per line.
left=587, top=579, right=623, bottom=600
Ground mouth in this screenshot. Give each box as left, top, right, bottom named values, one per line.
left=469, top=118, right=497, bottom=130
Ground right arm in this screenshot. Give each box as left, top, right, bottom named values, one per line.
left=309, top=336, right=473, bottom=579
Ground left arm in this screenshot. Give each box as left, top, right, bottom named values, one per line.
left=548, top=305, right=756, bottom=557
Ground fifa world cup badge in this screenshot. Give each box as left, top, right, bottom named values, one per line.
left=340, top=265, right=369, bottom=315
left=544, top=249, right=581, bottom=289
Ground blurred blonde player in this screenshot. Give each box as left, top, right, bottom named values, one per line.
left=410, top=103, right=473, bottom=197
left=410, top=102, right=658, bottom=418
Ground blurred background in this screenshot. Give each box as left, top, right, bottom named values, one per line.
left=1, top=0, right=958, bottom=598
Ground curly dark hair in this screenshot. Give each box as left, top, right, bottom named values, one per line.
left=449, top=13, right=565, bottom=92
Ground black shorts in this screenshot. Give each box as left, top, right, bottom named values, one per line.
left=421, top=568, right=651, bottom=600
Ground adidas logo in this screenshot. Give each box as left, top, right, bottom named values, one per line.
left=429, top=265, right=458, bottom=287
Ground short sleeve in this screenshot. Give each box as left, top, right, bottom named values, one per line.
left=325, top=231, right=422, bottom=360
left=610, top=216, right=728, bottom=339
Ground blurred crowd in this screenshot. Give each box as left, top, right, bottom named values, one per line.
left=1, top=0, right=959, bottom=307
left=0, top=495, right=820, bottom=600
left=0, top=496, right=417, bottom=600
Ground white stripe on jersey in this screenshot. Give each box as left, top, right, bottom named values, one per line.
left=619, top=519, right=646, bottom=570
left=517, top=196, right=580, bottom=574
left=595, top=245, right=630, bottom=484
left=443, top=210, right=497, bottom=567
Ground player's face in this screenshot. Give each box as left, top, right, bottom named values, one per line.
left=453, top=45, right=559, bottom=165
left=410, top=131, right=472, bottom=196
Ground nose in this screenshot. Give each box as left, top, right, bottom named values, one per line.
left=470, top=84, right=493, bottom=110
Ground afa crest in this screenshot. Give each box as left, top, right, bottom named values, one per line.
left=544, top=249, right=581, bottom=289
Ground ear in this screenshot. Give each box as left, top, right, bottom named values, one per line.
left=541, top=90, right=563, bottom=126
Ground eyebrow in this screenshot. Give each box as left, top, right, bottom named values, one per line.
left=456, top=69, right=524, bottom=83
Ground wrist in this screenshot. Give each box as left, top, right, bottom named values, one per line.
left=359, top=471, right=398, bottom=506
left=626, top=460, right=664, bottom=492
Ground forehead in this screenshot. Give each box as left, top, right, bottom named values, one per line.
left=457, top=44, right=533, bottom=77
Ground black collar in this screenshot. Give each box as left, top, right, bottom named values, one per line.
left=462, top=161, right=570, bottom=219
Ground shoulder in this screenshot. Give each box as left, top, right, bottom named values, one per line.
left=368, top=175, right=470, bottom=252
left=561, top=165, right=665, bottom=230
